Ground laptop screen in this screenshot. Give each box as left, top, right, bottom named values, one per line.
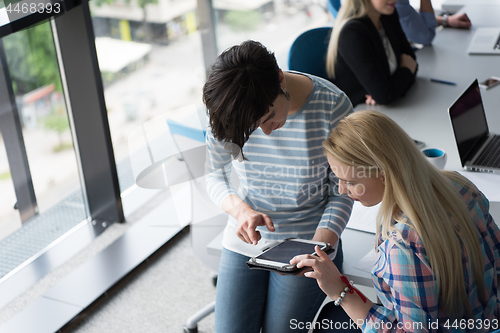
left=449, top=80, right=489, bottom=165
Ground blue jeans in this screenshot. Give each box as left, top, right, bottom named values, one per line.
left=214, top=240, right=344, bottom=333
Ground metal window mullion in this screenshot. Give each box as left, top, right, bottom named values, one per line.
left=0, top=40, right=38, bottom=223
left=197, top=0, right=218, bottom=79
left=50, top=18, right=91, bottom=221
left=52, top=0, right=124, bottom=226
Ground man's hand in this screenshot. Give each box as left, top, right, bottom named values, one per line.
left=446, top=12, right=472, bottom=29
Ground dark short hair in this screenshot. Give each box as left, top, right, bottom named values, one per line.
left=202, top=40, right=281, bottom=157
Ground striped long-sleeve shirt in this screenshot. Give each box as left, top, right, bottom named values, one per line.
left=205, top=73, right=354, bottom=251
left=363, top=178, right=500, bottom=332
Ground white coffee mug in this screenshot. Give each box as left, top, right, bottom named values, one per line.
left=421, top=148, right=447, bottom=170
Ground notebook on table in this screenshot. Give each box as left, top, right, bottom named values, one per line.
left=467, top=28, right=500, bottom=55
left=448, top=79, right=500, bottom=174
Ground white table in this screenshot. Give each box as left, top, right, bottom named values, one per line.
left=441, top=0, right=500, bottom=13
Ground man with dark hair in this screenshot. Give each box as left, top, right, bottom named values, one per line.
left=203, top=40, right=354, bottom=333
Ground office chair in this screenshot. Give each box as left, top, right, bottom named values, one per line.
left=288, top=27, right=333, bottom=81
left=166, top=118, right=230, bottom=333
left=327, top=0, right=341, bottom=18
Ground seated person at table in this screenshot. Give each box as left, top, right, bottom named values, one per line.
left=326, top=0, right=417, bottom=106
left=291, top=110, right=500, bottom=332
left=397, top=0, right=472, bottom=45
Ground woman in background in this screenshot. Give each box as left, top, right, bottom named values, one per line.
left=292, top=110, right=500, bottom=332
left=326, top=0, right=417, bottom=106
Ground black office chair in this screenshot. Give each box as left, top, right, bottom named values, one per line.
left=288, top=27, right=333, bottom=81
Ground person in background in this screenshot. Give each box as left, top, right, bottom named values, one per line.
left=397, top=0, right=472, bottom=45
left=291, top=110, right=499, bottom=332
left=326, top=0, right=417, bottom=107
left=203, top=40, right=354, bottom=333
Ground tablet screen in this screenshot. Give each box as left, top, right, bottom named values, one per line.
left=257, top=241, right=319, bottom=263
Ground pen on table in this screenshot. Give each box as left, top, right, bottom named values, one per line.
left=430, top=78, right=456, bottom=86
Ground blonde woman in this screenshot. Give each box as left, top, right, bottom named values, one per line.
left=291, top=111, right=500, bottom=332
left=326, top=0, right=417, bottom=106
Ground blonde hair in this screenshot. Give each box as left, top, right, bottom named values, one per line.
left=326, top=0, right=370, bottom=79
left=323, top=110, right=485, bottom=318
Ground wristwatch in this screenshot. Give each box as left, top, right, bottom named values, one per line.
left=442, top=13, right=449, bottom=27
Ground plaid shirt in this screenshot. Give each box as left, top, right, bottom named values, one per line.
left=363, top=179, right=500, bottom=332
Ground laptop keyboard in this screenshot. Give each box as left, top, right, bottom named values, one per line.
left=475, top=135, right=500, bottom=168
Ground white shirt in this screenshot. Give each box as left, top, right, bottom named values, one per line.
left=379, top=27, right=397, bottom=75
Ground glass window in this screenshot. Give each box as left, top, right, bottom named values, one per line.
left=88, top=0, right=332, bottom=217
left=0, top=141, right=18, bottom=240
left=214, top=0, right=331, bottom=69
left=89, top=0, right=206, bottom=215
left=0, top=21, right=86, bottom=277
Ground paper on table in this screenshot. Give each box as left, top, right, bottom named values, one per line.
left=346, top=201, right=380, bottom=234
left=353, top=248, right=379, bottom=274
left=458, top=171, right=500, bottom=202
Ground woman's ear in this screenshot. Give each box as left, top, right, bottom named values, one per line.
left=279, top=69, right=286, bottom=86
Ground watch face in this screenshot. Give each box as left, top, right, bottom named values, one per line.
left=442, top=14, right=449, bottom=27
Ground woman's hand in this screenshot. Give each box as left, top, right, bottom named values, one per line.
left=235, top=206, right=275, bottom=245
left=290, top=245, right=344, bottom=299
left=365, top=95, right=377, bottom=105
left=221, top=194, right=275, bottom=245
left=400, top=53, right=417, bottom=74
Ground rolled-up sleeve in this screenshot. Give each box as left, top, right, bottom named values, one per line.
left=396, top=0, right=438, bottom=45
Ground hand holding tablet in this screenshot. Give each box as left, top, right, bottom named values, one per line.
left=246, top=238, right=334, bottom=275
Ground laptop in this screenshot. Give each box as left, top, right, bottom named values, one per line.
left=448, top=79, right=500, bottom=174
left=467, top=28, right=500, bottom=55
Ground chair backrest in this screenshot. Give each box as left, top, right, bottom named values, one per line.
left=166, top=118, right=207, bottom=181
left=167, top=118, right=206, bottom=143
left=288, top=27, right=333, bottom=81
left=166, top=118, right=228, bottom=273
left=327, top=0, right=341, bottom=18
